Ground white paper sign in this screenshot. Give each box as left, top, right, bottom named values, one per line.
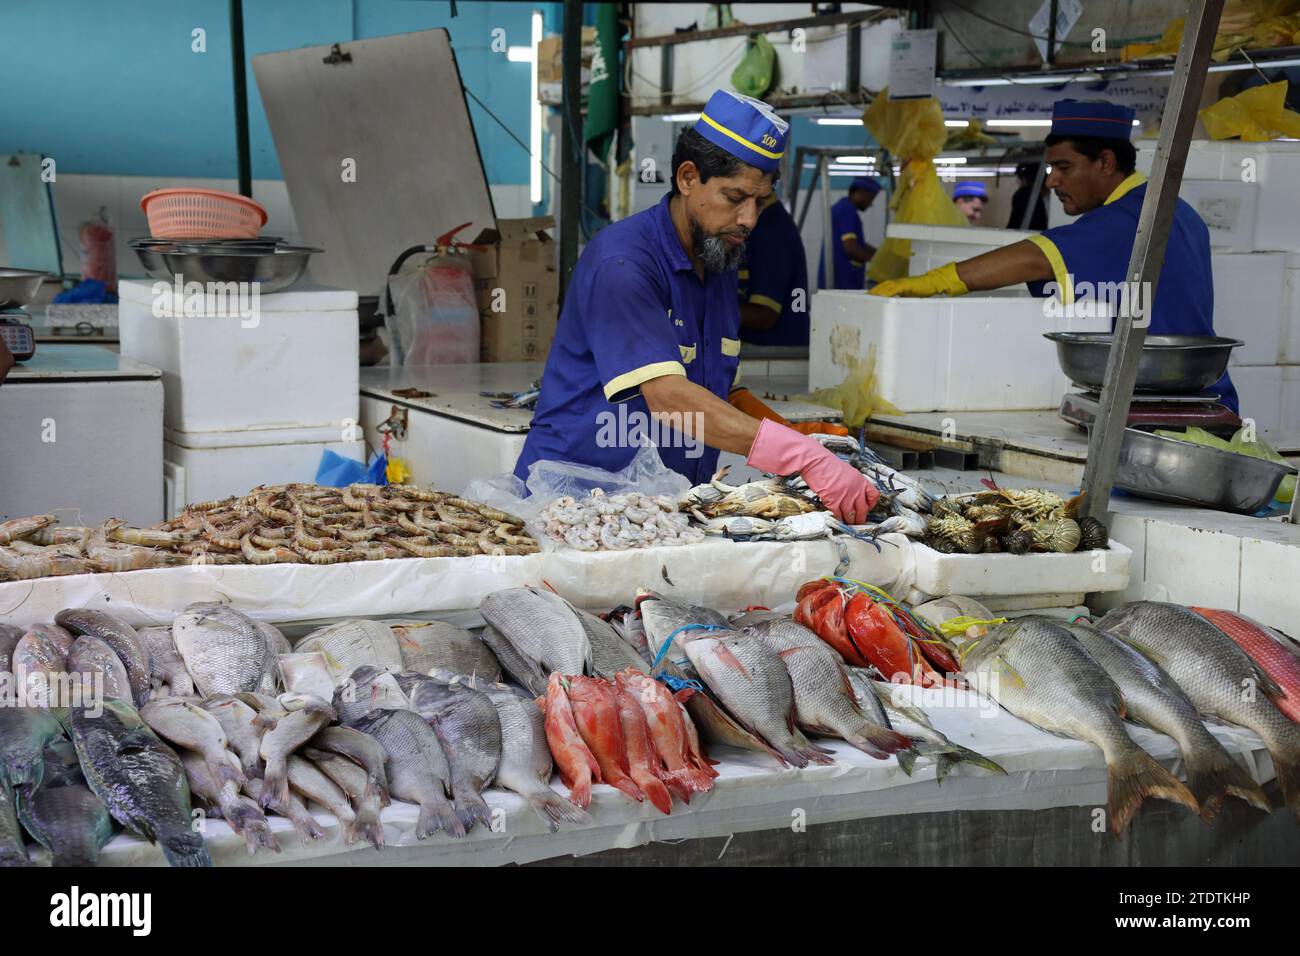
left=1029, top=0, right=1083, bottom=64
left=889, top=29, right=937, bottom=100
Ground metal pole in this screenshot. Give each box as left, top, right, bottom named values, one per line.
left=230, top=0, right=252, bottom=197
left=1018, top=154, right=1047, bottom=231
left=788, top=146, right=805, bottom=214
left=558, top=0, right=584, bottom=307
left=820, top=154, right=835, bottom=290
left=797, top=149, right=821, bottom=232
left=1082, top=0, right=1225, bottom=525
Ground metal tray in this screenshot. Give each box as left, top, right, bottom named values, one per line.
left=0, top=267, right=48, bottom=309
left=1044, top=332, right=1242, bottom=393
left=1115, top=428, right=1296, bottom=513
left=131, top=245, right=321, bottom=294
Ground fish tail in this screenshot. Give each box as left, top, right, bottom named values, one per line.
left=241, top=756, right=264, bottom=780
left=356, top=808, right=385, bottom=849
left=159, top=831, right=212, bottom=868
left=287, top=807, right=325, bottom=844
left=1272, top=740, right=1300, bottom=823
left=528, top=788, right=593, bottom=831
left=662, top=772, right=693, bottom=803
left=606, top=771, right=647, bottom=803
left=896, top=747, right=918, bottom=776
left=569, top=775, right=593, bottom=809
left=417, top=798, right=465, bottom=839
left=214, top=758, right=246, bottom=789
left=784, top=729, right=837, bottom=767
left=339, top=813, right=363, bottom=846
left=632, top=771, right=673, bottom=815
left=259, top=758, right=289, bottom=809
left=843, top=723, right=913, bottom=760
left=1109, top=747, right=1200, bottom=837
left=940, top=744, right=1008, bottom=778
left=452, top=789, right=494, bottom=832
left=1184, top=751, right=1270, bottom=822
left=365, top=777, right=391, bottom=807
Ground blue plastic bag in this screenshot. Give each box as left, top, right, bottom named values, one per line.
left=316, top=450, right=388, bottom=488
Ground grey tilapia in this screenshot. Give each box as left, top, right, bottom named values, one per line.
left=180, top=749, right=279, bottom=856
left=25, top=623, right=74, bottom=660
left=0, top=707, right=64, bottom=788
left=679, top=627, right=834, bottom=768
left=478, top=624, right=547, bottom=696
left=0, top=777, right=29, bottom=867
left=258, top=696, right=335, bottom=809
left=743, top=618, right=911, bottom=759
left=1096, top=601, right=1300, bottom=821
left=467, top=676, right=589, bottom=831
left=140, top=697, right=246, bottom=793
left=333, top=665, right=411, bottom=725
left=243, top=776, right=324, bottom=845
left=294, top=620, right=402, bottom=685
left=300, top=747, right=385, bottom=849
left=389, top=620, right=501, bottom=680
left=309, top=725, right=389, bottom=805
left=285, top=754, right=364, bottom=846
left=12, top=630, right=67, bottom=707
left=172, top=602, right=270, bottom=698
left=573, top=606, right=648, bottom=680
left=400, top=673, right=501, bottom=832
left=480, top=587, right=592, bottom=676
left=354, top=708, right=463, bottom=839
left=963, top=617, right=1198, bottom=835
left=68, top=635, right=131, bottom=702
left=199, top=695, right=265, bottom=781
left=137, top=626, right=195, bottom=697
left=66, top=699, right=211, bottom=866
left=54, top=609, right=152, bottom=706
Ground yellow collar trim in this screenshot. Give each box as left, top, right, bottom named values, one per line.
left=1104, top=172, right=1146, bottom=205
left=698, top=112, right=784, bottom=160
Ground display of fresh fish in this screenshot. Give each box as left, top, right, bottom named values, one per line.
left=333, top=665, right=411, bottom=725
left=466, top=677, right=589, bottom=830
left=744, top=617, right=912, bottom=760
left=66, top=699, right=211, bottom=866
left=1097, top=601, right=1300, bottom=821
left=200, top=695, right=266, bottom=781
left=353, top=708, right=463, bottom=838
left=300, top=747, right=385, bottom=849
left=12, top=630, right=66, bottom=707
left=573, top=605, right=648, bottom=680
left=1063, top=618, right=1267, bottom=820
left=257, top=696, right=335, bottom=809
left=54, top=609, right=152, bottom=706
left=67, top=635, right=131, bottom=703
left=309, top=725, right=389, bottom=805
left=565, top=675, right=645, bottom=803
left=294, top=620, right=402, bottom=685
left=912, top=596, right=996, bottom=633
left=0, top=707, right=64, bottom=788
left=637, top=591, right=729, bottom=676
left=963, top=617, right=1198, bottom=835
left=612, top=682, right=673, bottom=814
left=285, top=754, right=365, bottom=846
left=389, top=620, right=501, bottom=680
left=278, top=653, right=335, bottom=701
left=543, top=673, right=602, bottom=808
left=140, top=697, right=245, bottom=795
left=1192, top=607, right=1300, bottom=724
left=478, top=624, right=547, bottom=696
left=171, top=602, right=270, bottom=698
left=615, top=670, right=714, bottom=801
left=480, top=587, right=592, bottom=676
left=179, top=749, right=279, bottom=856
left=0, top=777, right=30, bottom=867
left=242, top=776, right=324, bottom=845
left=136, top=626, right=195, bottom=697
left=257, top=622, right=292, bottom=658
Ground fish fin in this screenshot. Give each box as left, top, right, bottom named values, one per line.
left=528, top=788, right=592, bottom=830
left=896, top=747, right=918, bottom=776
left=418, top=800, right=466, bottom=839
left=259, top=758, right=289, bottom=809
left=159, top=832, right=212, bottom=868
left=568, top=776, right=593, bottom=810
left=1109, top=747, right=1199, bottom=837
left=1104, top=631, right=1169, bottom=669
left=1184, top=752, right=1270, bottom=823
left=365, top=777, right=390, bottom=807
left=238, top=816, right=281, bottom=855
left=452, top=789, right=494, bottom=832
left=633, top=772, right=673, bottom=815
left=605, top=772, right=646, bottom=803
left=288, top=809, right=325, bottom=843
left=356, top=808, right=386, bottom=849
left=1273, top=743, right=1300, bottom=824
left=992, top=655, right=1025, bottom=690
left=214, top=758, right=246, bottom=790
left=843, top=723, right=913, bottom=760
left=714, top=644, right=752, bottom=681
left=947, top=744, right=1007, bottom=776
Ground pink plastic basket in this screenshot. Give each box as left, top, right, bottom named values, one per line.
left=141, top=187, right=268, bottom=240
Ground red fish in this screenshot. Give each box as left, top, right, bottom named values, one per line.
left=1193, top=607, right=1300, bottom=723
left=565, top=676, right=645, bottom=803
left=542, top=673, right=601, bottom=809
left=797, top=585, right=870, bottom=667
left=613, top=684, right=674, bottom=814
left=844, top=592, right=943, bottom=686
left=616, top=671, right=713, bottom=800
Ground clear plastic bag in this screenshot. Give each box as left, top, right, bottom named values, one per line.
left=386, top=250, right=480, bottom=365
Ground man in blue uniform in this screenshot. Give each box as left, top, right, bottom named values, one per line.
left=738, top=193, right=808, bottom=346
left=817, top=177, right=880, bottom=290
left=871, top=99, right=1237, bottom=412
left=516, top=90, right=878, bottom=522
left=952, top=180, right=987, bottom=224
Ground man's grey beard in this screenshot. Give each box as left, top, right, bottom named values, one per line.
left=691, top=221, right=747, bottom=273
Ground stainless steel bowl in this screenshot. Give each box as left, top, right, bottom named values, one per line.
left=1044, top=332, right=1242, bottom=393
left=1114, top=428, right=1296, bottom=513
left=0, top=267, right=48, bottom=309
left=132, top=245, right=321, bottom=294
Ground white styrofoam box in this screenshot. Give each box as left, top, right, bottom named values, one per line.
left=118, top=279, right=360, bottom=435
left=1231, top=364, right=1284, bottom=437
left=1284, top=265, right=1300, bottom=363
left=164, top=434, right=365, bottom=509
left=809, top=291, right=1110, bottom=412
left=1282, top=365, right=1300, bottom=435
left=1088, top=513, right=1147, bottom=614
left=1180, top=181, right=1259, bottom=252
left=910, top=540, right=1131, bottom=598
left=1240, top=536, right=1300, bottom=631
left=1210, top=252, right=1285, bottom=365
left=888, top=223, right=1034, bottom=280
left=1138, top=520, right=1242, bottom=611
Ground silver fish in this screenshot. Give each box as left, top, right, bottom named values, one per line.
left=333, top=665, right=411, bottom=725
left=285, top=754, right=364, bottom=846
left=963, top=617, right=1198, bottom=835
left=300, top=747, right=385, bottom=849
left=242, top=776, right=324, bottom=845
left=179, top=749, right=279, bottom=856
left=257, top=696, right=335, bottom=809
left=172, top=603, right=269, bottom=698
left=140, top=697, right=246, bottom=792
left=309, top=725, right=389, bottom=805
left=354, top=708, right=463, bottom=839
left=54, top=609, right=152, bottom=706
left=294, top=620, right=402, bottom=685
left=479, top=587, right=592, bottom=677
left=68, top=635, right=131, bottom=703
left=389, top=620, right=501, bottom=680
left=136, top=626, right=195, bottom=697
left=12, top=631, right=66, bottom=707
left=199, top=695, right=265, bottom=781
left=638, top=591, right=729, bottom=676
left=478, top=624, right=547, bottom=696
left=25, top=623, right=74, bottom=660
left=1096, top=601, right=1300, bottom=821
left=572, top=606, right=647, bottom=680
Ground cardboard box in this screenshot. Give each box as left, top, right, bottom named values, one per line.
left=471, top=217, right=558, bottom=362
left=537, top=28, right=597, bottom=84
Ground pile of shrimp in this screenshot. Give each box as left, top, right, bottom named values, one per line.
left=536, top=488, right=705, bottom=552
left=0, top=482, right=538, bottom=580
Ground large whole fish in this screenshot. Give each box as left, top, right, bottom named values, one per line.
left=0, top=707, right=64, bottom=788
left=1063, top=618, right=1268, bottom=819
left=962, top=617, right=1198, bottom=835
left=354, top=708, right=463, bottom=839
left=566, top=675, right=645, bottom=803
left=67, top=635, right=131, bottom=703
left=54, top=609, right=152, bottom=706
left=1097, top=601, right=1300, bottom=821
left=467, top=676, right=589, bottom=830
left=480, top=587, right=592, bottom=677
left=389, top=620, right=501, bottom=680
left=612, top=682, right=673, bottom=814
left=543, top=673, right=602, bottom=809
left=574, top=606, right=648, bottom=680
left=300, top=747, right=385, bottom=849
left=179, top=749, right=279, bottom=856
left=478, top=624, right=547, bottom=696
left=140, top=697, right=245, bottom=793
left=637, top=591, right=729, bottom=677
left=743, top=617, right=911, bottom=760
left=172, top=602, right=270, bottom=698
left=199, top=695, right=265, bottom=781
left=295, top=620, right=403, bottom=685
left=285, top=754, right=365, bottom=847
left=309, top=726, right=389, bottom=805
left=1192, top=607, right=1300, bottom=724
left=615, top=670, right=715, bottom=800
left=66, top=700, right=211, bottom=866
left=136, top=626, right=194, bottom=697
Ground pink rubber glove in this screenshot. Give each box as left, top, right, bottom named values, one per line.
left=746, top=419, right=880, bottom=524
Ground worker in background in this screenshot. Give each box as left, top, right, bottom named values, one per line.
left=516, top=90, right=874, bottom=521
left=952, top=180, right=987, bottom=224
left=870, top=98, right=1237, bottom=412
left=1008, top=161, right=1049, bottom=230
left=817, top=177, right=880, bottom=290
left=738, top=192, right=808, bottom=346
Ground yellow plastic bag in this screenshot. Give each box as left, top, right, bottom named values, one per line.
left=861, top=90, right=968, bottom=283
left=1153, top=425, right=1295, bottom=502
left=1200, top=80, right=1300, bottom=140
left=1123, top=1, right=1300, bottom=62
left=803, top=344, right=901, bottom=429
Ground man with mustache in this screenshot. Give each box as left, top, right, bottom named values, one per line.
left=516, top=90, right=878, bottom=522
left=871, top=98, right=1236, bottom=412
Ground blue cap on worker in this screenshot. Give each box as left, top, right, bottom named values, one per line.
left=1049, top=99, right=1137, bottom=140
left=952, top=180, right=987, bottom=200
left=850, top=176, right=881, bottom=195
left=694, top=90, right=789, bottom=173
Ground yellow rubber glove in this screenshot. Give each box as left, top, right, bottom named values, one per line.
left=869, top=262, right=969, bottom=298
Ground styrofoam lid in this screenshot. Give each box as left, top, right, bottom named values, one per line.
left=164, top=422, right=354, bottom=448
left=118, top=278, right=358, bottom=312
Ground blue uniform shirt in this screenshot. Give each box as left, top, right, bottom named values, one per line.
left=1026, top=172, right=1238, bottom=412
left=515, top=194, right=742, bottom=486
left=739, top=197, right=809, bottom=346
left=817, top=196, right=866, bottom=290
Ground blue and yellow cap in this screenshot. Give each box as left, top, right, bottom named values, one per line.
left=1050, top=99, right=1136, bottom=140
left=850, top=176, right=881, bottom=195
left=953, top=180, right=987, bottom=200
left=694, top=90, right=789, bottom=174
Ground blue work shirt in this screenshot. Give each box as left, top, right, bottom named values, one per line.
left=817, top=196, right=866, bottom=290
left=515, top=194, right=742, bottom=486
left=1026, top=172, right=1238, bottom=412
left=739, top=197, right=809, bottom=346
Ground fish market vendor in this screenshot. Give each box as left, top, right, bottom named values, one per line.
left=516, top=90, right=878, bottom=522
left=952, top=180, right=988, bottom=225
left=818, top=177, right=881, bottom=291
left=871, top=98, right=1237, bottom=412
left=737, top=191, right=809, bottom=347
